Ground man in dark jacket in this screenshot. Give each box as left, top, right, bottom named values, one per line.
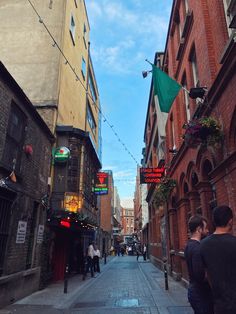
left=184, top=215, right=214, bottom=314
left=200, top=205, right=236, bottom=314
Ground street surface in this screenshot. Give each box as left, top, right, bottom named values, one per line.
left=1, top=256, right=193, bottom=314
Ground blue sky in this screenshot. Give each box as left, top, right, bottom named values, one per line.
left=85, top=0, right=172, bottom=207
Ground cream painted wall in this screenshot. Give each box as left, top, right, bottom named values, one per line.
left=58, top=0, right=89, bottom=131
left=0, top=0, right=100, bottom=147
left=0, top=0, right=65, bottom=106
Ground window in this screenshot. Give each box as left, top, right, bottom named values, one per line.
left=87, top=104, right=96, bottom=135
left=2, top=103, right=26, bottom=172
left=74, top=0, right=78, bottom=8
left=81, top=57, right=86, bottom=79
left=178, top=22, right=182, bottom=39
left=223, top=0, right=236, bottom=35
left=69, top=14, right=76, bottom=45
left=189, top=47, right=199, bottom=87
left=181, top=74, right=190, bottom=121
left=83, top=23, right=87, bottom=47
left=26, top=202, right=38, bottom=269
left=89, top=75, right=97, bottom=101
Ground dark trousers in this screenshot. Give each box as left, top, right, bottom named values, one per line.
left=86, top=257, right=94, bottom=277
left=143, top=252, right=146, bottom=261
left=93, top=256, right=100, bottom=272
left=188, top=285, right=214, bottom=314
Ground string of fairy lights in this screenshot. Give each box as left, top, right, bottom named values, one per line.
left=27, top=0, right=140, bottom=168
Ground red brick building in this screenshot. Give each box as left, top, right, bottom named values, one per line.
left=144, top=0, right=236, bottom=282
left=121, top=207, right=134, bottom=240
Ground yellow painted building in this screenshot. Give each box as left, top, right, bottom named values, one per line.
left=0, top=0, right=100, bottom=153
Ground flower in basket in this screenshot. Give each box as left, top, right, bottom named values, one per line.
left=183, top=117, right=223, bottom=148
left=198, top=117, right=223, bottom=146
left=153, top=178, right=177, bottom=206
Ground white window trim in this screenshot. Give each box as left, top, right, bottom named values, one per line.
left=223, top=0, right=236, bottom=36
left=171, top=118, right=176, bottom=150
left=183, top=83, right=190, bottom=121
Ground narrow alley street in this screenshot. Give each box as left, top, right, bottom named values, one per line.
left=2, top=256, right=193, bottom=314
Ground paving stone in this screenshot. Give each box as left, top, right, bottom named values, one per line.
left=2, top=256, right=193, bottom=314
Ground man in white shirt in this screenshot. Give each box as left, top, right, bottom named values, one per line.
left=86, top=243, right=94, bottom=277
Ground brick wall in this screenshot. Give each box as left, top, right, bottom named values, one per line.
left=0, top=64, right=53, bottom=306
left=144, top=0, right=236, bottom=281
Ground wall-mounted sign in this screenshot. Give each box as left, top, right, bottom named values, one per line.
left=94, top=172, right=108, bottom=195
left=53, top=146, right=70, bottom=163
left=37, top=225, right=44, bottom=244
left=16, top=221, right=27, bottom=244
left=140, top=167, right=165, bottom=184
left=64, top=192, right=81, bottom=213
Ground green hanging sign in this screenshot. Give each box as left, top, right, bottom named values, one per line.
left=53, top=147, right=70, bottom=163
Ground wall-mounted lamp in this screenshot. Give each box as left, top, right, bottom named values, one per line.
left=142, top=70, right=152, bottom=78
left=189, top=87, right=207, bottom=99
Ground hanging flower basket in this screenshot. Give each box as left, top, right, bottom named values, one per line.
left=153, top=178, right=177, bottom=207
left=183, top=117, right=223, bottom=148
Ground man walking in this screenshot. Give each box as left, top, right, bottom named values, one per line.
left=86, top=242, right=94, bottom=277
left=184, top=215, right=214, bottom=314
left=200, top=205, right=236, bottom=314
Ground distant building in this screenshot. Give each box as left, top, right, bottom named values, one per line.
left=100, top=171, right=114, bottom=254
left=121, top=207, right=134, bottom=243
left=113, top=187, right=122, bottom=246
left=134, top=166, right=149, bottom=245
left=0, top=62, right=54, bottom=307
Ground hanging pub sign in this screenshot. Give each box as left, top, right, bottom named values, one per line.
left=140, top=167, right=165, bottom=184
left=64, top=192, right=82, bottom=213
left=53, top=146, right=70, bottom=163
left=94, top=172, right=109, bottom=195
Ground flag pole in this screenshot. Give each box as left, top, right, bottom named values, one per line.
left=145, top=59, right=190, bottom=94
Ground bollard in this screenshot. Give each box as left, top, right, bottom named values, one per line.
left=64, top=264, right=69, bottom=293
left=104, top=252, right=107, bottom=264
left=163, top=258, right=169, bottom=290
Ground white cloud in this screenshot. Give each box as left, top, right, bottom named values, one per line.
left=102, top=165, right=117, bottom=171
left=121, top=197, right=134, bottom=208
left=113, top=170, right=133, bottom=178
left=86, top=1, right=102, bottom=26
left=88, top=0, right=169, bottom=75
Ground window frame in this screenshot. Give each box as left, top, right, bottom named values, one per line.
left=189, top=47, right=199, bottom=87
left=223, top=0, right=236, bottom=35
left=2, top=102, right=26, bottom=173
left=181, top=74, right=190, bottom=122
left=81, top=57, right=86, bottom=79
left=69, top=13, right=76, bottom=45
left=89, top=74, right=97, bottom=101
left=87, top=103, right=96, bottom=135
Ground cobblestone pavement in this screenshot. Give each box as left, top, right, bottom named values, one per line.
left=1, top=256, right=193, bottom=314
